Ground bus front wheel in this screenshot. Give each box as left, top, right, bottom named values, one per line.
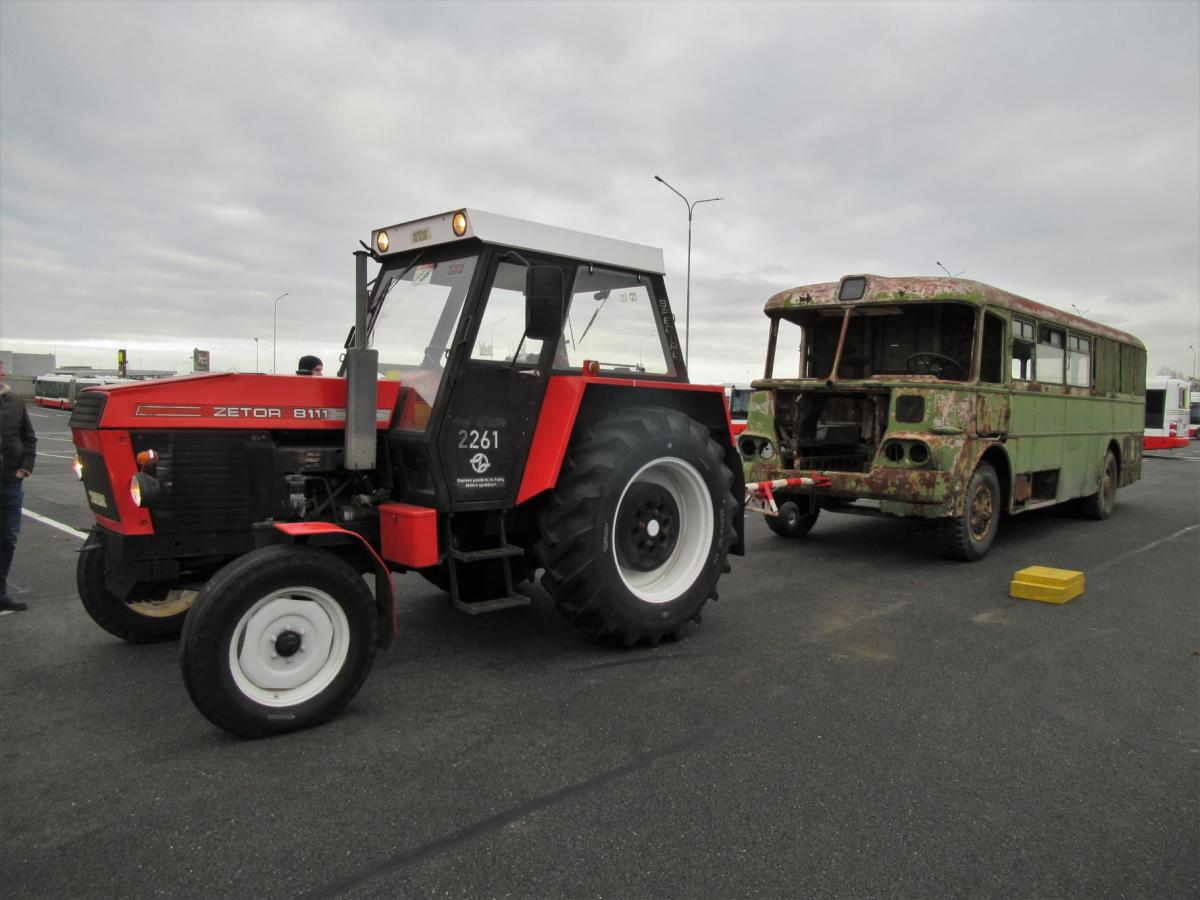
left=939, top=462, right=1000, bottom=561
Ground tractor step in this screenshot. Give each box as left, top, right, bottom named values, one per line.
left=449, top=544, right=524, bottom=562
left=453, top=593, right=532, bottom=615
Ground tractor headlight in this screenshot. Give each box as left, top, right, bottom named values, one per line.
left=376, top=230, right=390, bottom=253
left=73, top=454, right=84, bottom=480
left=130, top=472, right=160, bottom=508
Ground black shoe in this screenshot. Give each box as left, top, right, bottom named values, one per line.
left=0, top=597, right=27, bottom=612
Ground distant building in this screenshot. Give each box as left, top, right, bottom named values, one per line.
left=0, top=350, right=56, bottom=399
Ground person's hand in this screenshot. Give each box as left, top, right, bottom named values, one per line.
left=15, top=469, right=30, bottom=479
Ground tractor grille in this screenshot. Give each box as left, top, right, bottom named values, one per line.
left=70, top=393, right=107, bottom=430
left=78, top=449, right=117, bottom=520
left=131, top=431, right=260, bottom=533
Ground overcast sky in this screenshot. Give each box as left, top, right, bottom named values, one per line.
left=2, top=0, right=1197, bottom=383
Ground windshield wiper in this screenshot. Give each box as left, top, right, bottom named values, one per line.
left=577, top=289, right=611, bottom=345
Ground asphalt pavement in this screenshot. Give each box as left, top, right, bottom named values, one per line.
left=2, top=407, right=1197, bottom=898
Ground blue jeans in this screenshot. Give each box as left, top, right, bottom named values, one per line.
left=0, top=479, right=23, bottom=604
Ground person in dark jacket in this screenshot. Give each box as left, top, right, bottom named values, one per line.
left=296, top=355, right=323, bottom=376
left=0, top=360, right=37, bottom=612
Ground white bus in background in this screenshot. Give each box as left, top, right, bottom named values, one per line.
left=1143, top=375, right=1190, bottom=450
left=1190, top=391, right=1200, bottom=440
left=34, top=373, right=130, bottom=410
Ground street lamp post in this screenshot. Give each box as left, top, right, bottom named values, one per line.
left=1190, top=344, right=1196, bottom=380
left=254, top=337, right=260, bottom=373
left=654, top=175, right=722, bottom=366
left=271, top=292, right=289, bottom=373
left=489, top=317, right=506, bottom=352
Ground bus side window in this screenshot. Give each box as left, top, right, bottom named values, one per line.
left=1037, top=325, right=1065, bottom=384
left=980, top=312, right=1005, bottom=383
left=1012, top=318, right=1035, bottom=381
left=1067, top=334, right=1091, bottom=386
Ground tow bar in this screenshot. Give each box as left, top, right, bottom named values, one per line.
left=745, top=476, right=833, bottom=516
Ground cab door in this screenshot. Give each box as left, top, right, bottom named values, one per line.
left=436, top=257, right=566, bottom=508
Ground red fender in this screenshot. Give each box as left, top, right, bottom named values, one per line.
left=272, top=522, right=397, bottom=644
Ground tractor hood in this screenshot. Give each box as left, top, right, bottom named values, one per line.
left=70, top=373, right=403, bottom=431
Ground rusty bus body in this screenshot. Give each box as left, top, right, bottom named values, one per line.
left=739, top=275, right=1146, bottom=560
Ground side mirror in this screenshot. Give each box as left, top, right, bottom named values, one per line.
left=525, top=266, right=565, bottom=342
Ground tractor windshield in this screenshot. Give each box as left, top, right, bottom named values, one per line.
left=370, top=252, right=479, bottom=423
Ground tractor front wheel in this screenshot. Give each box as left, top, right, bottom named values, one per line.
left=77, top=530, right=192, bottom=643
left=180, top=545, right=377, bottom=738
left=536, top=407, right=737, bottom=646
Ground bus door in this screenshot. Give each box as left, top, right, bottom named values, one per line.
left=975, top=311, right=1008, bottom=436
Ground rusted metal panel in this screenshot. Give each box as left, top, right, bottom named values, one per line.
left=765, top=275, right=1144, bottom=349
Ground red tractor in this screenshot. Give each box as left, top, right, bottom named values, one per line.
left=70, top=209, right=744, bottom=737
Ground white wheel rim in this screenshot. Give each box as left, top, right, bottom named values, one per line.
left=613, top=457, right=714, bottom=604
left=228, top=587, right=350, bottom=707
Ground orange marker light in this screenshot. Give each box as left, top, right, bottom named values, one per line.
left=452, top=211, right=468, bottom=236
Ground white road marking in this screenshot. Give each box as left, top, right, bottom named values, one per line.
left=37, top=451, right=77, bottom=460
left=1091, top=523, right=1200, bottom=574
left=21, top=508, right=89, bottom=540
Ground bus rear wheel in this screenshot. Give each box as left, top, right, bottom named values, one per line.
left=1078, top=450, right=1117, bottom=520
left=939, top=462, right=1000, bottom=561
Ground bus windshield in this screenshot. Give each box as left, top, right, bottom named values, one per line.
left=782, top=302, right=976, bottom=381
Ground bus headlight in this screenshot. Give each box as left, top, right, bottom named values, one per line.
left=73, top=454, right=84, bottom=480
left=130, top=473, right=160, bottom=508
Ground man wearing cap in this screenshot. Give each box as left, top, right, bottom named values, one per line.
left=296, top=355, right=323, bottom=376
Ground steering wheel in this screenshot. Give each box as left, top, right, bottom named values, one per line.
left=906, top=352, right=964, bottom=379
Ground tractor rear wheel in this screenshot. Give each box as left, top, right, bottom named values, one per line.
left=77, top=530, right=192, bottom=643
left=536, top=407, right=737, bottom=646
left=180, top=545, right=377, bottom=738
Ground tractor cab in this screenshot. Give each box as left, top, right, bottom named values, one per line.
left=346, top=209, right=686, bottom=512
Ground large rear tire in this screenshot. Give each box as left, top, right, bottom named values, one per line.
left=77, top=530, right=192, bottom=643
left=180, top=545, right=377, bottom=738
left=1078, top=450, right=1117, bottom=520
left=939, top=462, right=1001, bottom=561
left=536, top=407, right=737, bottom=646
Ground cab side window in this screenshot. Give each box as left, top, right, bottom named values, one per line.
left=1037, top=325, right=1065, bottom=384
left=560, top=267, right=671, bottom=375
left=1067, top=335, right=1091, bottom=387
left=1012, top=318, right=1035, bottom=381
left=472, top=261, right=543, bottom=364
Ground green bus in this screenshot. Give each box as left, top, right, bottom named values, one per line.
left=739, top=274, right=1146, bottom=560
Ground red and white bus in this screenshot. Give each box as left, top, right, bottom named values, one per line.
left=725, top=383, right=752, bottom=436
left=34, top=374, right=128, bottom=410
left=1143, top=375, right=1190, bottom=450
left=1189, top=393, right=1200, bottom=440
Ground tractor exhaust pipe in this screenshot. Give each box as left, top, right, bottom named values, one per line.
left=344, top=250, right=378, bottom=470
